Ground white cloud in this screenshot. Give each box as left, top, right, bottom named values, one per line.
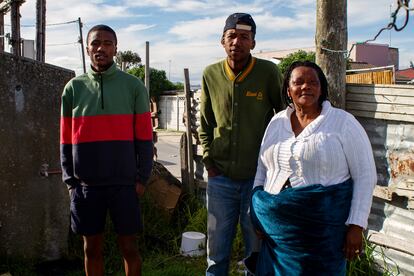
left=3, top=0, right=413, bottom=82
left=348, top=0, right=393, bottom=27
left=17, top=0, right=136, bottom=24
left=255, top=11, right=314, bottom=32
left=123, top=0, right=268, bottom=14
left=168, top=17, right=223, bottom=40
left=120, top=24, right=157, bottom=32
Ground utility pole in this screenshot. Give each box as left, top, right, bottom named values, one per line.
left=35, top=0, right=46, bottom=62
left=145, top=41, right=150, bottom=94
left=10, top=0, right=22, bottom=56
left=168, top=59, right=171, bottom=80
left=315, top=0, right=347, bottom=108
left=0, top=10, right=4, bottom=52
left=0, top=1, right=12, bottom=53
left=77, top=17, right=86, bottom=73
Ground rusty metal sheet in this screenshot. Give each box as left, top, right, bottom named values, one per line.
left=351, top=90, right=414, bottom=275
left=368, top=198, right=414, bottom=275
left=356, top=117, right=414, bottom=190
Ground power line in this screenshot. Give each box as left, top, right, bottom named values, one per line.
left=4, top=19, right=78, bottom=28
left=398, top=0, right=414, bottom=11
left=321, top=0, right=412, bottom=58
left=46, top=42, right=78, bottom=47
left=46, top=20, right=78, bottom=26
left=364, top=0, right=411, bottom=43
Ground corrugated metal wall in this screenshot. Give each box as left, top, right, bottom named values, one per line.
left=158, top=95, right=186, bottom=131
left=347, top=84, right=414, bottom=275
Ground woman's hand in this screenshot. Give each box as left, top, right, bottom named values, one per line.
left=135, top=182, right=145, bottom=197
left=255, top=229, right=266, bottom=240
left=344, top=224, right=363, bottom=260
left=207, top=166, right=221, bottom=177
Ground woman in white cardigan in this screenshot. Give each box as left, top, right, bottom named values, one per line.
left=248, top=61, right=377, bottom=275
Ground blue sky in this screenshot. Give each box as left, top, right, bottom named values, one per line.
left=3, top=0, right=414, bottom=84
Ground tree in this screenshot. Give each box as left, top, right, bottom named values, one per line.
left=410, top=61, right=414, bottom=68
left=116, top=50, right=141, bottom=71
left=316, top=0, right=347, bottom=108
left=277, top=50, right=316, bottom=74
left=128, top=65, right=183, bottom=99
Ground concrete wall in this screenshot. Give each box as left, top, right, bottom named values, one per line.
left=0, top=52, right=74, bottom=260
left=158, top=95, right=186, bottom=131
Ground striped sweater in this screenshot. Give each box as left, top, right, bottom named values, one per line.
left=60, top=62, right=153, bottom=188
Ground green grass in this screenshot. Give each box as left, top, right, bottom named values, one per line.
left=347, top=235, right=400, bottom=276
left=0, top=191, right=401, bottom=275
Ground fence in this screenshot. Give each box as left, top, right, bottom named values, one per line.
left=346, top=66, right=395, bottom=85
left=346, top=84, right=414, bottom=275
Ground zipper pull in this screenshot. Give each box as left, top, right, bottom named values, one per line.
left=100, top=74, right=104, bottom=109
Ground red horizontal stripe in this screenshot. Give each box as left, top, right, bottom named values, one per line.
left=135, top=112, right=153, bottom=140
left=73, top=114, right=134, bottom=144
left=60, top=117, right=72, bottom=144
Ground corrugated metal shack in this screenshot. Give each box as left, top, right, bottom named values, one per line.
left=346, top=84, right=414, bottom=275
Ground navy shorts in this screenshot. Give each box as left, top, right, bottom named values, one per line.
left=70, top=185, right=142, bottom=236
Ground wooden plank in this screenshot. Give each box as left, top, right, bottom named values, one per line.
left=347, top=86, right=414, bottom=97
left=346, top=93, right=414, bottom=105
left=367, top=230, right=414, bottom=256
left=184, top=68, right=195, bottom=195
left=373, top=185, right=393, bottom=201
left=346, top=101, right=414, bottom=115
left=348, top=109, right=414, bottom=122
left=346, top=71, right=394, bottom=85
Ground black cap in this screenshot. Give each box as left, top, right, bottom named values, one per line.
left=223, top=13, right=256, bottom=34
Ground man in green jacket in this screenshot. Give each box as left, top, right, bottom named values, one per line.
left=199, top=13, right=284, bottom=275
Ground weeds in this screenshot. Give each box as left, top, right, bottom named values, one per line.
left=0, top=191, right=401, bottom=276
left=347, top=235, right=400, bottom=276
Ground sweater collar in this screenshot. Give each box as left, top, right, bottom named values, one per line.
left=284, top=100, right=332, bottom=138
left=87, top=62, right=117, bottom=80
left=223, top=55, right=256, bottom=83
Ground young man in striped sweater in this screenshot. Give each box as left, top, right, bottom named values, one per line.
left=60, top=25, right=153, bottom=276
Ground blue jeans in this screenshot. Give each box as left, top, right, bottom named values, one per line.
left=206, top=175, right=259, bottom=276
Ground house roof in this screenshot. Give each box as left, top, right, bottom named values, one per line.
left=348, top=62, right=378, bottom=70
left=396, top=68, right=414, bottom=79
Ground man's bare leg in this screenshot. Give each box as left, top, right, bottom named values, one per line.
left=83, top=234, right=104, bottom=276
left=118, top=234, right=142, bottom=276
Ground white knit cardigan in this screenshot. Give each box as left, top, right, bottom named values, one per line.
left=253, top=101, right=377, bottom=228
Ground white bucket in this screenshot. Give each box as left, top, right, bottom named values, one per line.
left=180, top=231, right=206, bottom=257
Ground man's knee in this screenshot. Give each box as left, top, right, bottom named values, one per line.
left=83, top=234, right=104, bottom=259
left=118, top=235, right=139, bottom=259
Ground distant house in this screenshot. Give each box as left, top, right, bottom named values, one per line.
left=253, top=46, right=315, bottom=64
left=348, top=43, right=399, bottom=70
left=396, top=68, right=414, bottom=84
left=254, top=43, right=400, bottom=85
left=253, top=42, right=399, bottom=70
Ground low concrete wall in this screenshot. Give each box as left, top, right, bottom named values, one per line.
left=0, top=52, right=75, bottom=260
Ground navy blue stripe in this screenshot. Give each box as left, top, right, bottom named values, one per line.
left=135, top=140, right=153, bottom=185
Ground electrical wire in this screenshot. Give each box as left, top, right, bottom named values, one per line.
left=46, top=42, right=78, bottom=47
left=398, top=0, right=414, bottom=11
left=321, top=0, right=412, bottom=57
left=364, top=0, right=410, bottom=43
left=4, top=19, right=78, bottom=28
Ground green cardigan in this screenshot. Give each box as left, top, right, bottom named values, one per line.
left=199, top=56, right=284, bottom=180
